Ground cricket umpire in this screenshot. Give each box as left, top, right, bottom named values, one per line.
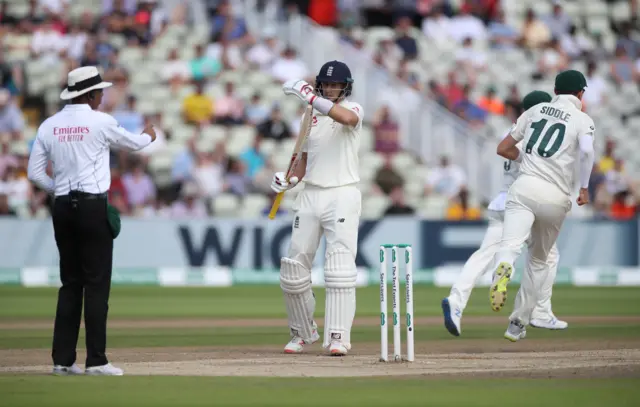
left=27, top=66, right=156, bottom=376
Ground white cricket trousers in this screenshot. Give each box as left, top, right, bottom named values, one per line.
left=449, top=210, right=560, bottom=321
left=287, top=183, right=362, bottom=267
left=495, top=175, right=571, bottom=325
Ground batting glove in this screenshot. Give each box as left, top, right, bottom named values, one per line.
left=270, top=171, right=299, bottom=193
left=282, top=79, right=317, bottom=104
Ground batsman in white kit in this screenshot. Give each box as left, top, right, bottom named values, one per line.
left=270, top=60, right=364, bottom=356
left=441, top=90, right=569, bottom=338
left=491, top=70, right=595, bottom=341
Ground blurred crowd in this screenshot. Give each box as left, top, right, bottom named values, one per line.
left=0, top=0, right=639, bottom=221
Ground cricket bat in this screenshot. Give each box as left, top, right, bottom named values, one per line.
left=268, top=104, right=313, bottom=220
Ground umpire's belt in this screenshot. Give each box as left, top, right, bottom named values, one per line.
left=56, top=192, right=108, bottom=202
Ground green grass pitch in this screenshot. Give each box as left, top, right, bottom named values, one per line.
left=0, top=285, right=639, bottom=406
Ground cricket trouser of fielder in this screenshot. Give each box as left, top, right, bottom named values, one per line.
left=448, top=209, right=560, bottom=321
left=493, top=175, right=571, bottom=326
left=280, top=183, right=361, bottom=349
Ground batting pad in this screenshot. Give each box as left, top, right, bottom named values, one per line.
left=280, top=257, right=317, bottom=342
left=323, top=249, right=357, bottom=349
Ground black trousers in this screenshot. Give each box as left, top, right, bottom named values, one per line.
left=51, top=192, right=113, bottom=368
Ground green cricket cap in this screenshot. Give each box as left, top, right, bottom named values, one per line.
left=522, top=90, right=552, bottom=110
left=554, top=70, right=588, bottom=93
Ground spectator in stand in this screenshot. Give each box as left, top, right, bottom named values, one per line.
left=214, top=82, right=245, bottom=125
left=161, top=48, right=191, bottom=89
left=0, top=1, right=19, bottom=29
left=210, top=0, right=253, bottom=44
left=610, top=190, right=637, bottom=220
left=244, top=93, right=270, bottom=126
left=477, top=86, right=505, bottom=116
left=183, top=81, right=214, bottom=125
left=193, top=144, right=226, bottom=199
left=257, top=104, right=291, bottom=142
left=172, top=136, right=198, bottom=185
left=425, top=155, right=466, bottom=199
left=560, top=24, right=591, bottom=61
left=0, top=89, right=24, bottom=140
left=63, top=22, right=88, bottom=62
left=448, top=7, right=486, bottom=44
left=452, top=84, right=487, bottom=126
left=616, top=21, right=640, bottom=60
left=599, top=139, right=616, bottom=173
left=520, top=8, right=551, bottom=50
left=384, top=186, right=415, bottom=216
left=455, top=37, right=487, bottom=86
left=190, top=44, right=222, bottom=81
left=122, top=160, right=156, bottom=211
left=427, top=79, right=448, bottom=107
left=171, top=182, right=208, bottom=218
left=421, top=5, right=452, bottom=45
left=374, top=156, right=404, bottom=196
left=0, top=50, right=22, bottom=95
left=504, top=84, right=523, bottom=122
left=488, top=8, right=518, bottom=50
left=543, top=1, right=572, bottom=39
left=307, top=0, right=338, bottom=26
left=588, top=163, right=607, bottom=206
left=0, top=139, right=18, bottom=178
left=446, top=186, right=481, bottom=220
left=533, top=37, right=570, bottom=80
left=224, top=157, right=251, bottom=196
left=583, top=60, right=608, bottom=107
left=105, top=0, right=133, bottom=34
left=373, top=105, right=400, bottom=156
left=246, top=27, right=281, bottom=71
left=31, top=18, right=66, bottom=65
left=605, top=159, right=630, bottom=197
left=239, top=137, right=266, bottom=179
left=395, top=15, right=419, bottom=60
left=610, top=45, right=638, bottom=87
left=270, top=46, right=309, bottom=84
left=113, top=95, right=144, bottom=132
left=442, top=71, right=464, bottom=110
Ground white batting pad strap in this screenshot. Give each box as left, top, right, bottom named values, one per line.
left=323, top=250, right=357, bottom=349
left=280, top=257, right=316, bottom=342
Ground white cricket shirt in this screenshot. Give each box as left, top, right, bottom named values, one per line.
left=510, top=95, right=595, bottom=196
left=302, top=99, right=363, bottom=188
left=27, top=104, right=152, bottom=196
left=488, top=127, right=521, bottom=212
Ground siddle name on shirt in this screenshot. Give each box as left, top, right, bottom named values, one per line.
left=540, top=106, right=571, bottom=122
left=54, top=126, right=89, bottom=142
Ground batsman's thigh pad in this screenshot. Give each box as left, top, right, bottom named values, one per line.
left=280, top=257, right=316, bottom=342
left=323, top=249, right=357, bottom=349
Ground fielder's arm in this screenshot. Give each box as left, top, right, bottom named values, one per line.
left=497, top=135, right=521, bottom=161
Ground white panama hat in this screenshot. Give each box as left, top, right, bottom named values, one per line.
left=60, top=66, right=113, bottom=100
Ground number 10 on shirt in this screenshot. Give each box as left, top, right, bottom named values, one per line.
left=268, top=105, right=314, bottom=220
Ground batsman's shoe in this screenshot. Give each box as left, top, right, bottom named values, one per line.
left=85, top=363, right=124, bottom=376
left=284, top=324, right=320, bottom=354
left=329, top=341, right=349, bottom=356
left=52, top=364, right=83, bottom=376
left=504, top=319, right=527, bottom=342
left=441, top=297, right=462, bottom=337
left=530, top=317, right=568, bottom=330
left=490, top=262, right=513, bottom=312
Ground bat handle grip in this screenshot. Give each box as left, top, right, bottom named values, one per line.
left=268, top=192, right=285, bottom=220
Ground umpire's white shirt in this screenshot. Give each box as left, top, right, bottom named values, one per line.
left=28, top=104, right=152, bottom=196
